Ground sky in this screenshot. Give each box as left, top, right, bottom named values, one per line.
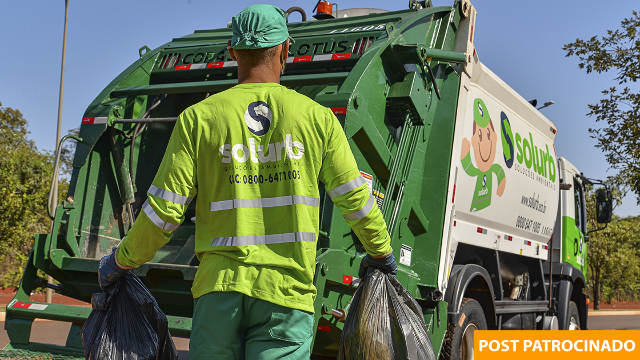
left=0, top=0, right=638, bottom=216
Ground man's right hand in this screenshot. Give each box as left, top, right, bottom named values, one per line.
left=98, top=248, right=129, bottom=290
left=358, top=253, right=398, bottom=279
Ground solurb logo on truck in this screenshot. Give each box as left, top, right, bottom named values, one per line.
left=500, top=112, right=515, bottom=169
left=515, top=132, right=556, bottom=183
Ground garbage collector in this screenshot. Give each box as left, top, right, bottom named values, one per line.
left=98, top=4, right=396, bottom=359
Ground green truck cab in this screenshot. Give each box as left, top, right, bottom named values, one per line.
left=546, top=157, right=612, bottom=331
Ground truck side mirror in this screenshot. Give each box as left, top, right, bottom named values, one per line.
left=596, top=189, right=613, bottom=224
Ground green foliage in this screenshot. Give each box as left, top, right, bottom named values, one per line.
left=0, top=102, right=72, bottom=288
left=0, top=102, right=52, bottom=287
left=564, top=11, right=640, bottom=203
left=585, top=179, right=640, bottom=308
left=588, top=220, right=640, bottom=296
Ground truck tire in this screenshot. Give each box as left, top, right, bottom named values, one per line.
left=440, top=298, right=487, bottom=360
left=567, top=301, right=581, bottom=330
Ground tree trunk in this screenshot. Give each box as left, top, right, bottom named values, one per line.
left=594, top=270, right=601, bottom=310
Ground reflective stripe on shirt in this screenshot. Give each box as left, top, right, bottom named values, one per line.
left=326, top=176, right=366, bottom=198
left=210, top=232, right=316, bottom=247
left=343, top=195, right=376, bottom=221
left=143, top=200, right=180, bottom=231
left=148, top=185, right=193, bottom=206
left=210, top=195, right=319, bottom=212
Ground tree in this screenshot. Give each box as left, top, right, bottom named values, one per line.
left=602, top=228, right=640, bottom=302
left=586, top=180, right=640, bottom=309
left=0, top=102, right=58, bottom=287
left=564, top=11, right=640, bottom=202
left=588, top=221, right=638, bottom=308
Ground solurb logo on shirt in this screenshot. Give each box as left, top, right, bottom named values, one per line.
left=220, top=101, right=304, bottom=163
left=219, top=135, right=305, bottom=164
left=245, top=101, right=272, bottom=136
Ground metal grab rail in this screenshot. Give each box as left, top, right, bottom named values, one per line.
left=110, top=72, right=350, bottom=97
left=115, top=117, right=178, bottom=123
left=47, top=134, right=85, bottom=220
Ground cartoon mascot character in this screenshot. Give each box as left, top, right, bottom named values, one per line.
left=461, top=98, right=506, bottom=212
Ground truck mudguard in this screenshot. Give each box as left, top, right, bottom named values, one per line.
left=543, top=262, right=586, bottom=286
left=444, top=264, right=497, bottom=326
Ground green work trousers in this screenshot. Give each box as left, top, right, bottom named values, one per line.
left=189, top=291, right=314, bottom=360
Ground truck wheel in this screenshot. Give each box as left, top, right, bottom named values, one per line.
left=440, top=298, right=487, bottom=360
left=567, top=301, right=581, bottom=330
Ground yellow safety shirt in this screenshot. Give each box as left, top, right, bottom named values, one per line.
left=117, top=82, right=392, bottom=313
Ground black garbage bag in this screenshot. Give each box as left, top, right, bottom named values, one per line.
left=82, top=271, right=178, bottom=360
left=338, top=267, right=437, bottom=360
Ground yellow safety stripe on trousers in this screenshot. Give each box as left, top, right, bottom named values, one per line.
left=210, top=232, right=316, bottom=247
left=143, top=200, right=180, bottom=231
left=326, top=176, right=367, bottom=198
left=343, top=194, right=376, bottom=221
left=209, top=195, right=319, bottom=212
left=148, top=185, right=193, bottom=206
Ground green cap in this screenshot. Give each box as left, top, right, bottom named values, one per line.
left=231, top=4, right=294, bottom=49
left=473, top=98, right=491, bottom=128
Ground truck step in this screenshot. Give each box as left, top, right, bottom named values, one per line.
left=495, top=300, right=549, bottom=314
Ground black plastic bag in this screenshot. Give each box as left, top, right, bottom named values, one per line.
left=338, top=268, right=437, bottom=360
left=82, top=272, right=178, bottom=360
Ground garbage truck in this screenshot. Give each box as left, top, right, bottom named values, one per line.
left=1, top=0, right=613, bottom=359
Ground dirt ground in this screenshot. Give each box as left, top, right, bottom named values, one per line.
left=589, top=301, right=640, bottom=310
left=0, top=288, right=90, bottom=308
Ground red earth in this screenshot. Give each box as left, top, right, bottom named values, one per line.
left=589, top=301, right=640, bottom=310
left=0, top=288, right=90, bottom=308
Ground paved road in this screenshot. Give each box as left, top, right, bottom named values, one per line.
left=588, top=314, right=640, bottom=330
left=0, top=321, right=190, bottom=359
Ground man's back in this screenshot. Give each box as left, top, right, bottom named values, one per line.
left=182, top=83, right=351, bottom=312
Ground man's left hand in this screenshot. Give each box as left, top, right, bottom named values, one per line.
left=358, top=253, right=397, bottom=279
left=98, top=248, right=129, bottom=290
